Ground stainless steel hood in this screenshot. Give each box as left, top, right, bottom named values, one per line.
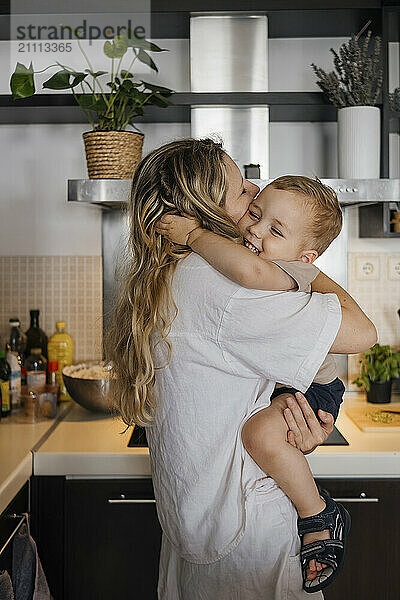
left=68, top=178, right=400, bottom=209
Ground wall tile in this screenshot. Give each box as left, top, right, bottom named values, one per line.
left=347, top=252, right=400, bottom=390
left=0, top=256, right=102, bottom=362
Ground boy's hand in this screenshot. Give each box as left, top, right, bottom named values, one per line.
left=155, top=214, right=201, bottom=246
left=283, top=391, right=334, bottom=454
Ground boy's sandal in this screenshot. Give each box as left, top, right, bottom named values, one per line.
left=297, top=490, right=351, bottom=593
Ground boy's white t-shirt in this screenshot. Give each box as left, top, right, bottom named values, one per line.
left=146, top=253, right=342, bottom=565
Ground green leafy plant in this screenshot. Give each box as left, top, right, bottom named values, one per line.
left=10, top=33, right=173, bottom=131
left=389, top=87, right=400, bottom=112
left=352, top=343, right=400, bottom=392
left=311, top=29, right=383, bottom=109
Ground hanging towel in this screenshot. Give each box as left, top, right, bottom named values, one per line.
left=11, top=514, right=52, bottom=600
left=0, top=569, right=15, bottom=599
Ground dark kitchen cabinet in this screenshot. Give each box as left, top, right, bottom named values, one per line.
left=31, top=476, right=162, bottom=600
left=31, top=476, right=400, bottom=600
left=315, top=478, right=400, bottom=600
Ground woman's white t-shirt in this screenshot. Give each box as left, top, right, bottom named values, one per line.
left=147, top=253, right=342, bottom=565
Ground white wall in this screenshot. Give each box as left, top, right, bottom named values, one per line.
left=0, top=122, right=189, bottom=255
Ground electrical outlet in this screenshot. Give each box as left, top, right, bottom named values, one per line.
left=355, top=256, right=380, bottom=281
left=387, top=255, right=400, bottom=281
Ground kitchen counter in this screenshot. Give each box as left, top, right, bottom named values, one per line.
left=0, top=401, right=71, bottom=514
left=33, top=392, right=400, bottom=479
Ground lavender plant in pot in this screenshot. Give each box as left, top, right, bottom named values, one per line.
left=312, top=28, right=383, bottom=178
left=353, top=343, right=400, bottom=403
left=10, top=34, right=173, bottom=179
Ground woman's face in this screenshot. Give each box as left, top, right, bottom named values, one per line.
left=223, top=153, right=260, bottom=224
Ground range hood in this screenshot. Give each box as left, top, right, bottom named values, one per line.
left=68, top=178, right=400, bottom=209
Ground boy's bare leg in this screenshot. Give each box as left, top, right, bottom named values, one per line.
left=241, top=394, right=330, bottom=581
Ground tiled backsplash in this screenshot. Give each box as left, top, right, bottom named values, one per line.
left=0, top=256, right=102, bottom=362
left=347, top=252, right=400, bottom=390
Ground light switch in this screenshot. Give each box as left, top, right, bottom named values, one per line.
left=355, top=255, right=380, bottom=281
left=387, top=255, right=400, bottom=281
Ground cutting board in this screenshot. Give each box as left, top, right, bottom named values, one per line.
left=346, top=403, right=400, bottom=432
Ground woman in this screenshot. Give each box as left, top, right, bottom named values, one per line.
left=106, top=138, right=376, bottom=599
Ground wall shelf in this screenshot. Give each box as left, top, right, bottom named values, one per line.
left=68, top=178, right=400, bottom=209
left=0, top=92, right=337, bottom=124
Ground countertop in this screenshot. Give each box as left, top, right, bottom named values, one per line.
left=0, top=401, right=70, bottom=514
left=33, top=392, right=400, bottom=479
left=1, top=392, right=399, bottom=515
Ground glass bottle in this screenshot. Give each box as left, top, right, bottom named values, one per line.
left=8, top=318, right=27, bottom=360
left=7, top=318, right=23, bottom=409
left=0, top=349, right=11, bottom=417
left=25, top=348, right=47, bottom=391
left=25, top=310, right=48, bottom=360
left=48, top=321, right=73, bottom=401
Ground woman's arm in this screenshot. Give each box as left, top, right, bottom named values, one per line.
left=155, top=214, right=296, bottom=291
left=312, top=271, right=377, bottom=354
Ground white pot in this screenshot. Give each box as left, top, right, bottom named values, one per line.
left=337, top=106, right=380, bottom=178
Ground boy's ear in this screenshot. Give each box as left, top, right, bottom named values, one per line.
left=300, top=250, right=319, bottom=264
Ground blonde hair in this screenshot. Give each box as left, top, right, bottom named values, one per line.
left=269, top=175, right=342, bottom=255
left=105, top=138, right=242, bottom=429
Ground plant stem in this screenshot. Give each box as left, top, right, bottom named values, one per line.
left=72, top=88, right=95, bottom=128
left=34, top=64, right=59, bottom=74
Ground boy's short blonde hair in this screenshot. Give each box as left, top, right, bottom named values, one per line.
left=269, top=175, right=342, bottom=256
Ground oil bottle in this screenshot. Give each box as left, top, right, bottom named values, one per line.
left=48, top=321, right=73, bottom=401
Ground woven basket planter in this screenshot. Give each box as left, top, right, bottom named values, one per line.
left=83, top=131, right=144, bottom=179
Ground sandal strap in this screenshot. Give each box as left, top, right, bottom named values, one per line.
left=298, top=491, right=343, bottom=537
left=301, top=539, right=342, bottom=571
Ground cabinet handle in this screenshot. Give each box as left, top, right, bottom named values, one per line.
left=108, top=499, right=156, bottom=504
left=332, top=495, right=379, bottom=503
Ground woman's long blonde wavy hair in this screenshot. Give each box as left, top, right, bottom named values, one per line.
left=105, top=138, right=243, bottom=429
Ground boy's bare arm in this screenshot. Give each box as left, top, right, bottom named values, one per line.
left=312, top=271, right=377, bottom=354
left=188, top=228, right=296, bottom=290
left=155, top=214, right=296, bottom=291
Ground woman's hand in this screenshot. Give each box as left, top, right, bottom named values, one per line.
left=155, top=214, right=202, bottom=246
left=283, top=391, right=334, bottom=454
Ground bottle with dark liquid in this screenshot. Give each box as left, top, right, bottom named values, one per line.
left=25, top=310, right=48, bottom=360
left=0, top=349, right=11, bottom=417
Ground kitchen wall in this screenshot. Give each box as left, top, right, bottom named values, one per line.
left=0, top=35, right=399, bottom=369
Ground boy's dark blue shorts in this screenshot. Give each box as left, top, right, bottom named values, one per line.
left=270, top=377, right=345, bottom=423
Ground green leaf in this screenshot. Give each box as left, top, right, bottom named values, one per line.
left=149, top=92, right=172, bottom=107
left=84, top=69, right=108, bottom=78
left=128, top=36, right=166, bottom=53
left=70, top=72, right=87, bottom=87
left=42, top=70, right=72, bottom=90
left=136, top=49, right=158, bottom=72
left=120, top=70, right=134, bottom=78
left=140, top=80, right=172, bottom=95
left=43, top=70, right=87, bottom=90
left=10, top=62, right=35, bottom=99
left=77, top=95, right=107, bottom=113
left=103, top=35, right=128, bottom=59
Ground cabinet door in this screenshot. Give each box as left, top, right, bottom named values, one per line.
left=65, top=478, right=162, bottom=600
left=316, top=479, right=400, bottom=600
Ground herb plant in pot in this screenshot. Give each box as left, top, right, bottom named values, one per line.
left=10, top=34, right=173, bottom=179
left=353, top=343, right=400, bottom=404
left=312, top=28, right=383, bottom=179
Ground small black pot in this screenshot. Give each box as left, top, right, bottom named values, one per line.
left=366, top=380, right=393, bottom=404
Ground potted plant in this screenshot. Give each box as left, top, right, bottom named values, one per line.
left=10, top=34, right=173, bottom=179
left=353, top=343, right=400, bottom=403
left=311, top=27, right=383, bottom=179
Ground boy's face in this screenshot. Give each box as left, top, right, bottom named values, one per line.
left=238, top=185, right=317, bottom=263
